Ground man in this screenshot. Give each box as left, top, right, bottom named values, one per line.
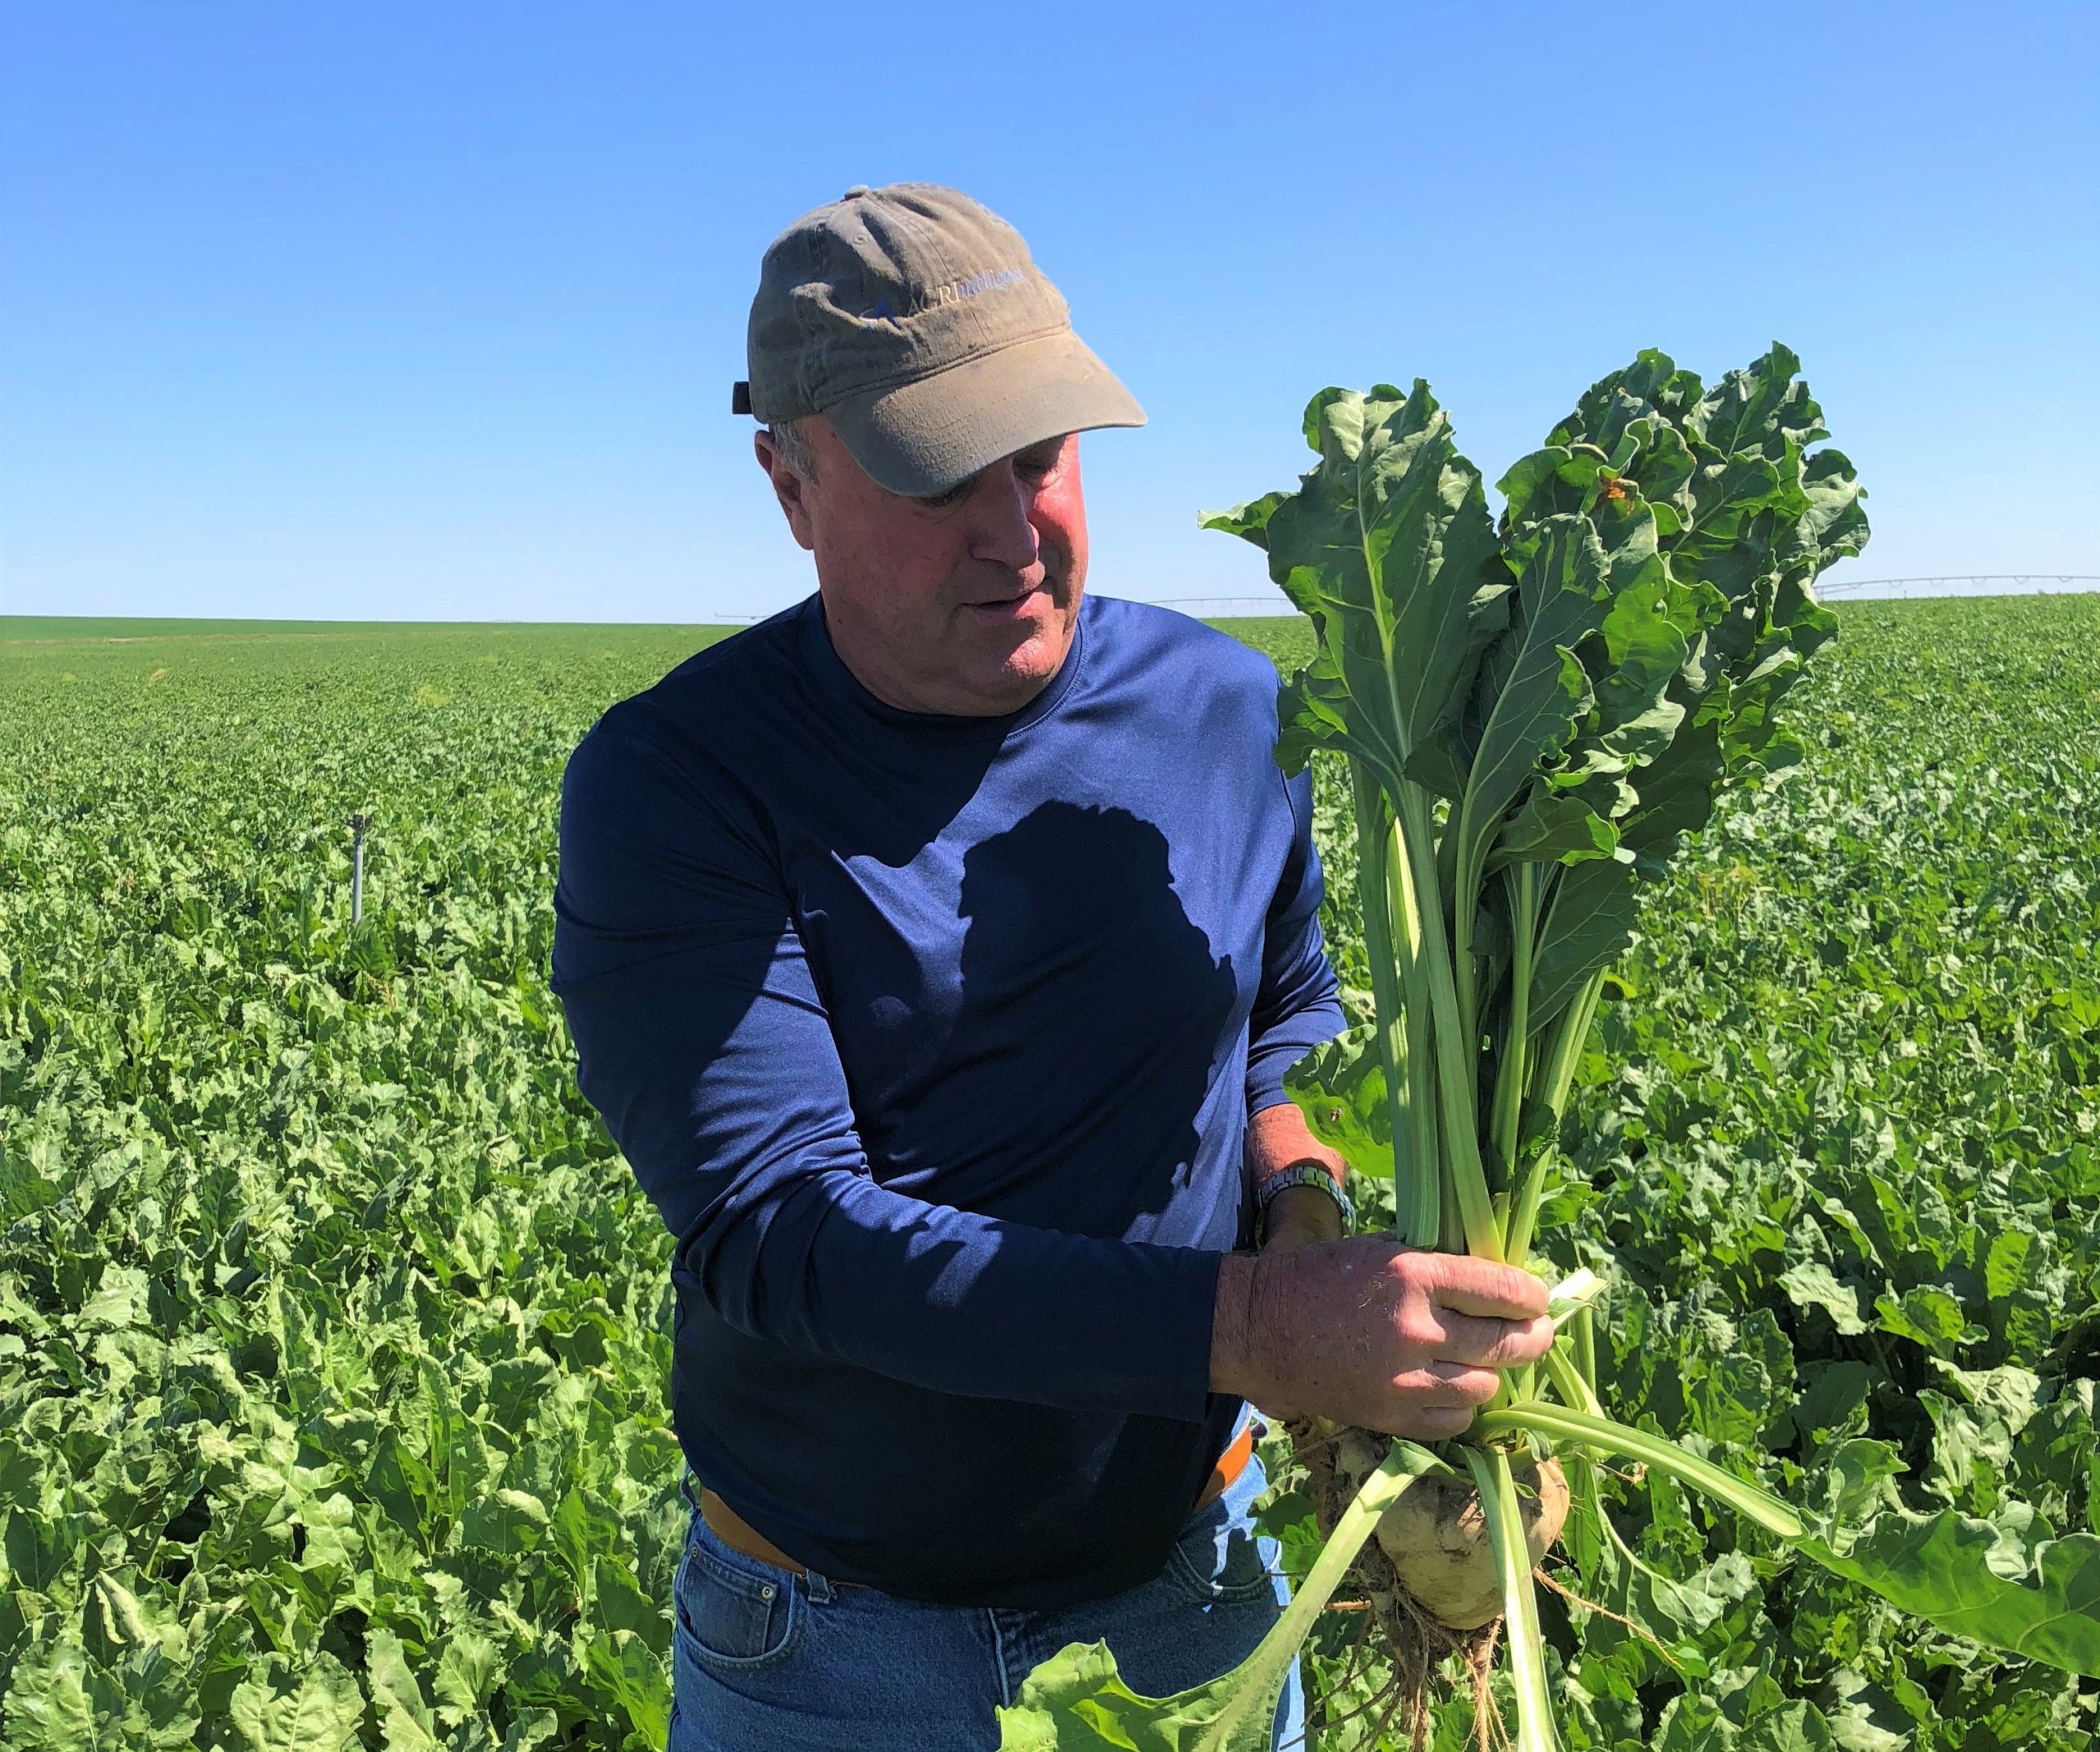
left=551, top=183, right=1553, bottom=1752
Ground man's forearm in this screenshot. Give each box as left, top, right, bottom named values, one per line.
left=1247, top=1101, right=1349, bottom=1249
left=1248, top=1100, right=1346, bottom=1185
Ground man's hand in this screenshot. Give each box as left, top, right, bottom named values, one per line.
left=1209, top=1239, right=1554, bottom=1441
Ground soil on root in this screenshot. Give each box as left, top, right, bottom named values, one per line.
left=1293, top=1420, right=1565, bottom=1752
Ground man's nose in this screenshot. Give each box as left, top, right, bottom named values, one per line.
left=968, top=463, right=1042, bottom=573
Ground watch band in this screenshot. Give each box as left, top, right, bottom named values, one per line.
left=1254, top=1161, right=1355, bottom=1234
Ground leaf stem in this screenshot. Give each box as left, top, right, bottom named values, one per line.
left=1540, top=1342, right=1605, bottom=1420
left=1504, top=1149, right=1553, bottom=1270
left=1536, top=967, right=1608, bottom=1126
left=1462, top=1445, right=1560, bottom=1752
left=1491, top=862, right=1540, bottom=1175
left=1383, top=801, right=1442, bottom=1249
left=1507, top=966, right=1605, bottom=1266
left=1394, top=784, right=1501, bottom=1262
left=1476, top=1403, right=1805, bottom=1540
left=1194, top=1441, right=1427, bottom=1752
left=1349, top=760, right=1415, bottom=1232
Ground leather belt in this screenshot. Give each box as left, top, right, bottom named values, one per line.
left=1198, top=1420, right=1258, bottom=1515
left=698, top=1422, right=1259, bottom=1589
left=698, top=1488, right=870, bottom=1586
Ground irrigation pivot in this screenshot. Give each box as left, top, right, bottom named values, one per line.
left=349, top=812, right=371, bottom=924
left=1817, top=573, right=2099, bottom=597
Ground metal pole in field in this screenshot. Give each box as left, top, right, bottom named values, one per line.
left=349, top=813, right=370, bottom=924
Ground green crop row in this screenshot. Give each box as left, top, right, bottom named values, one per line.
left=2, top=597, right=2097, bottom=1749
left=0, top=625, right=725, bottom=1750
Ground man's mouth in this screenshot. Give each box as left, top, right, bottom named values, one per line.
left=961, top=584, right=1045, bottom=618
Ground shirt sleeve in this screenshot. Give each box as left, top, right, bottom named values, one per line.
left=1244, top=764, right=1348, bottom=1116
left=550, top=719, right=1222, bottom=1423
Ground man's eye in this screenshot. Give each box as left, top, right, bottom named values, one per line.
left=915, top=452, right=1055, bottom=509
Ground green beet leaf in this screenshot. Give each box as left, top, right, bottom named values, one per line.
left=996, top=1639, right=1290, bottom=1752
left=998, top=1442, right=1433, bottom=1752
left=1803, top=1506, right=2100, bottom=1677
left=225, top=1653, right=367, bottom=1752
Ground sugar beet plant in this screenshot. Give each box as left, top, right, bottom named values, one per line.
left=998, top=349, right=2100, bottom=1750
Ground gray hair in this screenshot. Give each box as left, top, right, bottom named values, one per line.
left=767, top=417, right=817, bottom=482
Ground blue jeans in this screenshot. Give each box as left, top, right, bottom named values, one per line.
left=667, top=1449, right=1305, bottom=1750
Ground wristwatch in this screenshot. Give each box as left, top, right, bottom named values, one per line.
left=1254, top=1161, right=1355, bottom=1239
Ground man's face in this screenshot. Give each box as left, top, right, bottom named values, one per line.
left=757, top=417, right=1089, bottom=718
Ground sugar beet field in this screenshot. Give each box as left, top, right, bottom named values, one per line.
left=2, top=595, right=2098, bottom=1751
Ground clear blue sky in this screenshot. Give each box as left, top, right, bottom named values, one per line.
left=3, top=2, right=2094, bottom=623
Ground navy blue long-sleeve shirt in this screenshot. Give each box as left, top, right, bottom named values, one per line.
left=550, top=593, right=1343, bottom=1608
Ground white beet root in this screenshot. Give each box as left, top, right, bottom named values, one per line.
left=1371, top=1456, right=1569, bottom=1631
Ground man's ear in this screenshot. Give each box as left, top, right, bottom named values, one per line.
left=755, top=431, right=817, bottom=552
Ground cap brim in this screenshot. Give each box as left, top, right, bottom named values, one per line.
left=822, top=328, right=1146, bottom=497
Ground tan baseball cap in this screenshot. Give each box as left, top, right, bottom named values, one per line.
left=736, top=182, right=1145, bottom=496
